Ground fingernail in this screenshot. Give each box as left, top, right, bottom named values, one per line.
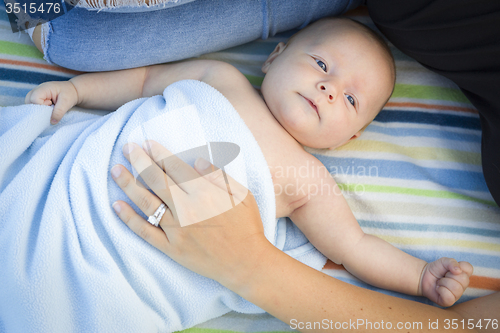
left=123, top=143, right=134, bottom=155
left=112, top=202, right=121, bottom=214
left=111, top=165, right=122, bottom=178
left=195, top=157, right=211, bottom=171
left=51, top=118, right=58, bottom=125
left=142, top=140, right=154, bottom=151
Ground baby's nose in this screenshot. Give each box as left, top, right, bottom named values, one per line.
left=319, top=84, right=335, bottom=102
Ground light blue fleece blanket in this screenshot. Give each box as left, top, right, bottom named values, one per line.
left=0, top=80, right=326, bottom=333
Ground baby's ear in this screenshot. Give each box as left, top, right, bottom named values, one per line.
left=328, top=131, right=363, bottom=150
left=262, top=42, right=287, bottom=73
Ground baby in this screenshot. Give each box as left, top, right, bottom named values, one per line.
left=26, top=17, right=472, bottom=307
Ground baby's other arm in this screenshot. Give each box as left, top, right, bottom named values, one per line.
left=289, top=167, right=472, bottom=307
left=26, top=60, right=245, bottom=123
left=70, top=60, right=232, bottom=110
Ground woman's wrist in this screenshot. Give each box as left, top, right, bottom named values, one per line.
left=218, top=236, right=281, bottom=296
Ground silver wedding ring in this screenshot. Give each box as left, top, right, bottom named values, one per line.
left=147, top=203, right=167, bottom=227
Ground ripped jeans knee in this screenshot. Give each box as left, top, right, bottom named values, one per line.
left=76, top=0, right=196, bottom=12
left=26, top=23, right=52, bottom=64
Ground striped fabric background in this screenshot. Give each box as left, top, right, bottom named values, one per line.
left=1, top=6, right=499, bottom=332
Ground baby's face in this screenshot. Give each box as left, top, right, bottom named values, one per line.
left=261, top=19, right=394, bottom=149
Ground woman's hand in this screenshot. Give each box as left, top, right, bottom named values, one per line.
left=111, top=140, right=273, bottom=290
left=24, top=81, right=79, bottom=124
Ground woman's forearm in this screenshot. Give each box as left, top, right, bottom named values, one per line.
left=230, top=244, right=484, bottom=333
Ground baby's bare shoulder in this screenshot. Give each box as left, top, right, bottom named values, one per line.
left=201, top=61, right=250, bottom=86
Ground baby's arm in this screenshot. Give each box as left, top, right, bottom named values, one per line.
left=25, top=60, right=231, bottom=123
left=289, top=172, right=472, bottom=307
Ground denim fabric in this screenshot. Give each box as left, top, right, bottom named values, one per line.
left=43, top=0, right=362, bottom=71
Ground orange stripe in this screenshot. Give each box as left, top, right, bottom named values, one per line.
left=323, top=260, right=344, bottom=270
left=469, top=275, right=500, bottom=291
left=0, top=58, right=83, bottom=75
left=323, top=260, right=500, bottom=291
left=385, top=101, right=478, bottom=114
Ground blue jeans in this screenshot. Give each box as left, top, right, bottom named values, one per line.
left=38, top=0, right=361, bottom=71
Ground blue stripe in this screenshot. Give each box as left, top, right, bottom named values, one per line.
left=402, top=249, right=500, bottom=270
left=360, top=220, right=500, bottom=239
left=0, top=85, right=31, bottom=97
left=313, top=156, right=489, bottom=192
left=0, top=68, right=69, bottom=85
left=367, top=124, right=481, bottom=143
left=374, top=110, right=482, bottom=130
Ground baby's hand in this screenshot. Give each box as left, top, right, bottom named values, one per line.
left=25, top=81, right=78, bottom=125
left=420, top=258, right=473, bottom=307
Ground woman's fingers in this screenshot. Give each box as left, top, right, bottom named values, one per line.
left=142, top=140, right=249, bottom=204
left=111, top=163, right=178, bottom=228
left=142, top=140, right=205, bottom=192
left=143, top=140, right=250, bottom=207
left=121, top=140, right=251, bottom=227
left=122, top=142, right=179, bottom=209
left=194, top=157, right=249, bottom=205
left=112, top=199, right=170, bottom=253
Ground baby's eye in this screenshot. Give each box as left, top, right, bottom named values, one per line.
left=346, top=94, right=355, bottom=106
left=315, top=59, right=327, bottom=72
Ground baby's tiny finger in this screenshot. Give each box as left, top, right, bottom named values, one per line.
left=436, top=285, right=456, bottom=307
left=442, top=257, right=461, bottom=275
left=459, top=261, right=474, bottom=277
left=437, top=277, right=464, bottom=304
left=24, top=90, right=33, bottom=104
left=445, top=270, right=470, bottom=290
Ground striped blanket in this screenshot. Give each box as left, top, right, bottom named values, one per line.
left=1, top=6, right=499, bottom=333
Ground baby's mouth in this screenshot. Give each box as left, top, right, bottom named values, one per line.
left=300, top=94, right=319, bottom=119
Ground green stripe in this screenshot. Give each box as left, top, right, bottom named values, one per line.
left=391, top=84, right=471, bottom=104
left=179, top=328, right=287, bottom=333
left=0, top=40, right=44, bottom=59
left=243, top=74, right=264, bottom=87
left=337, top=183, right=497, bottom=207
left=336, top=140, right=481, bottom=165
